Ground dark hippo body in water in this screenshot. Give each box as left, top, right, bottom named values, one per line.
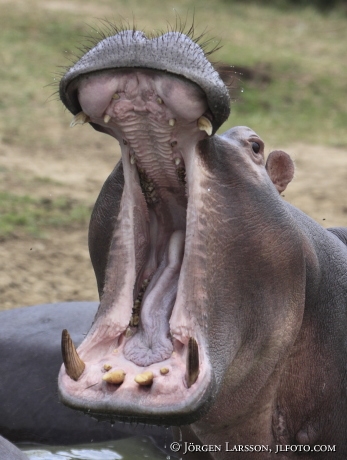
left=56, top=26, right=347, bottom=459
left=0, top=435, right=28, bottom=460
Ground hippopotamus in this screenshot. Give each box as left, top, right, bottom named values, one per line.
left=0, top=435, right=28, bottom=460
left=0, top=302, right=170, bottom=450
left=57, top=26, right=347, bottom=459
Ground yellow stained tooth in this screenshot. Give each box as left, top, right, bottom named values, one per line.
left=130, top=314, right=139, bottom=327
left=157, top=97, right=163, bottom=104
left=160, top=368, right=169, bottom=375
left=112, top=93, right=120, bottom=100
left=102, top=370, right=126, bottom=384
left=130, top=154, right=136, bottom=165
left=169, top=118, right=176, bottom=127
left=104, top=114, right=111, bottom=123
left=70, top=111, right=90, bottom=128
left=197, top=116, right=213, bottom=136
left=135, top=371, right=154, bottom=386
left=125, top=327, right=134, bottom=338
left=103, top=364, right=112, bottom=371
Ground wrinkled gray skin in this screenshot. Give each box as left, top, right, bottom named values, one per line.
left=0, top=303, right=171, bottom=451
left=58, top=28, right=347, bottom=459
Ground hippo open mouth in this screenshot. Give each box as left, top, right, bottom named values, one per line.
left=58, top=29, right=231, bottom=425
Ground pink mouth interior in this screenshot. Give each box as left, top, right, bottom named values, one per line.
left=58, top=69, right=214, bottom=421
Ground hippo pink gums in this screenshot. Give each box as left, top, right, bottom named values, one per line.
left=58, top=25, right=347, bottom=459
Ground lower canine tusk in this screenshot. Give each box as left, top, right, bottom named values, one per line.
left=61, top=329, right=85, bottom=381
left=197, top=116, right=213, bottom=136
left=185, top=337, right=199, bottom=388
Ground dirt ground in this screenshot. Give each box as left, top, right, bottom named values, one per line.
left=1, top=120, right=347, bottom=310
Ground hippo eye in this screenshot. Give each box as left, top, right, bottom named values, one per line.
left=252, top=142, right=261, bottom=154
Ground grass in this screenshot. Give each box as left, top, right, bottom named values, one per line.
left=0, top=0, right=346, bottom=147
left=0, top=0, right=346, bottom=237
left=0, top=192, right=91, bottom=239
left=1, top=1, right=346, bottom=141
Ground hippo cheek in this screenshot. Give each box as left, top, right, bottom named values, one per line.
left=58, top=68, right=221, bottom=426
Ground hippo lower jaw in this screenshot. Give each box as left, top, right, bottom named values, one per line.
left=59, top=339, right=214, bottom=425
left=58, top=68, right=216, bottom=425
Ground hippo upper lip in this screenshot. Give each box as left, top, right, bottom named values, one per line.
left=60, top=30, right=230, bottom=135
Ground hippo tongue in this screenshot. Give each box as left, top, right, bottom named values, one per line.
left=123, top=230, right=185, bottom=366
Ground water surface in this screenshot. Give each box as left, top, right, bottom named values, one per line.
left=20, top=435, right=179, bottom=460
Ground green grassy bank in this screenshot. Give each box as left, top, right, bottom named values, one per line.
left=0, top=0, right=346, bottom=237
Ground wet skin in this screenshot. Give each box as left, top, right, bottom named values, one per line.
left=58, top=28, right=347, bottom=459
left=0, top=435, right=28, bottom=460
left=0, top=302, right=171, bottom=450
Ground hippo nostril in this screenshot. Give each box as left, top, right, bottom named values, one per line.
left=61, top=329, right=85, bottom=381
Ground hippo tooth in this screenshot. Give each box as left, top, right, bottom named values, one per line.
left=130, top=154, right=136, bottom=165
left=174, top=157, right=181, bottom=166
left=102, top=370, right=126, bottom=384
left=112, top=93, right=120, bottom=100
left=156, top=97, right=163, bottom=104
left=197, top=116, right=213, bottom=136
left=169, top=118, right=176, bottom=127
left=61, top=329, right=85, bottom=381
left=104, top=114, right=111, bottom=123
left=103, top=363, right=112, bottom=371
left=160, top=367, right=169, bottom=375
left=125, top=327, right=135, bottom=338
left=134, top=371, right=154, bottom=386
left=70, top=111, right=90, bottom=127
left=129, top=313, right=139, bottom=327
left=185, top=337, right=199, bottom=388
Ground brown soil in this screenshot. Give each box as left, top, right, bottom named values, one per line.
left=1, top=125, right=347, bottom=311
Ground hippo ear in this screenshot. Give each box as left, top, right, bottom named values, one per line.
left=265, top=150, right=295, bottom=194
